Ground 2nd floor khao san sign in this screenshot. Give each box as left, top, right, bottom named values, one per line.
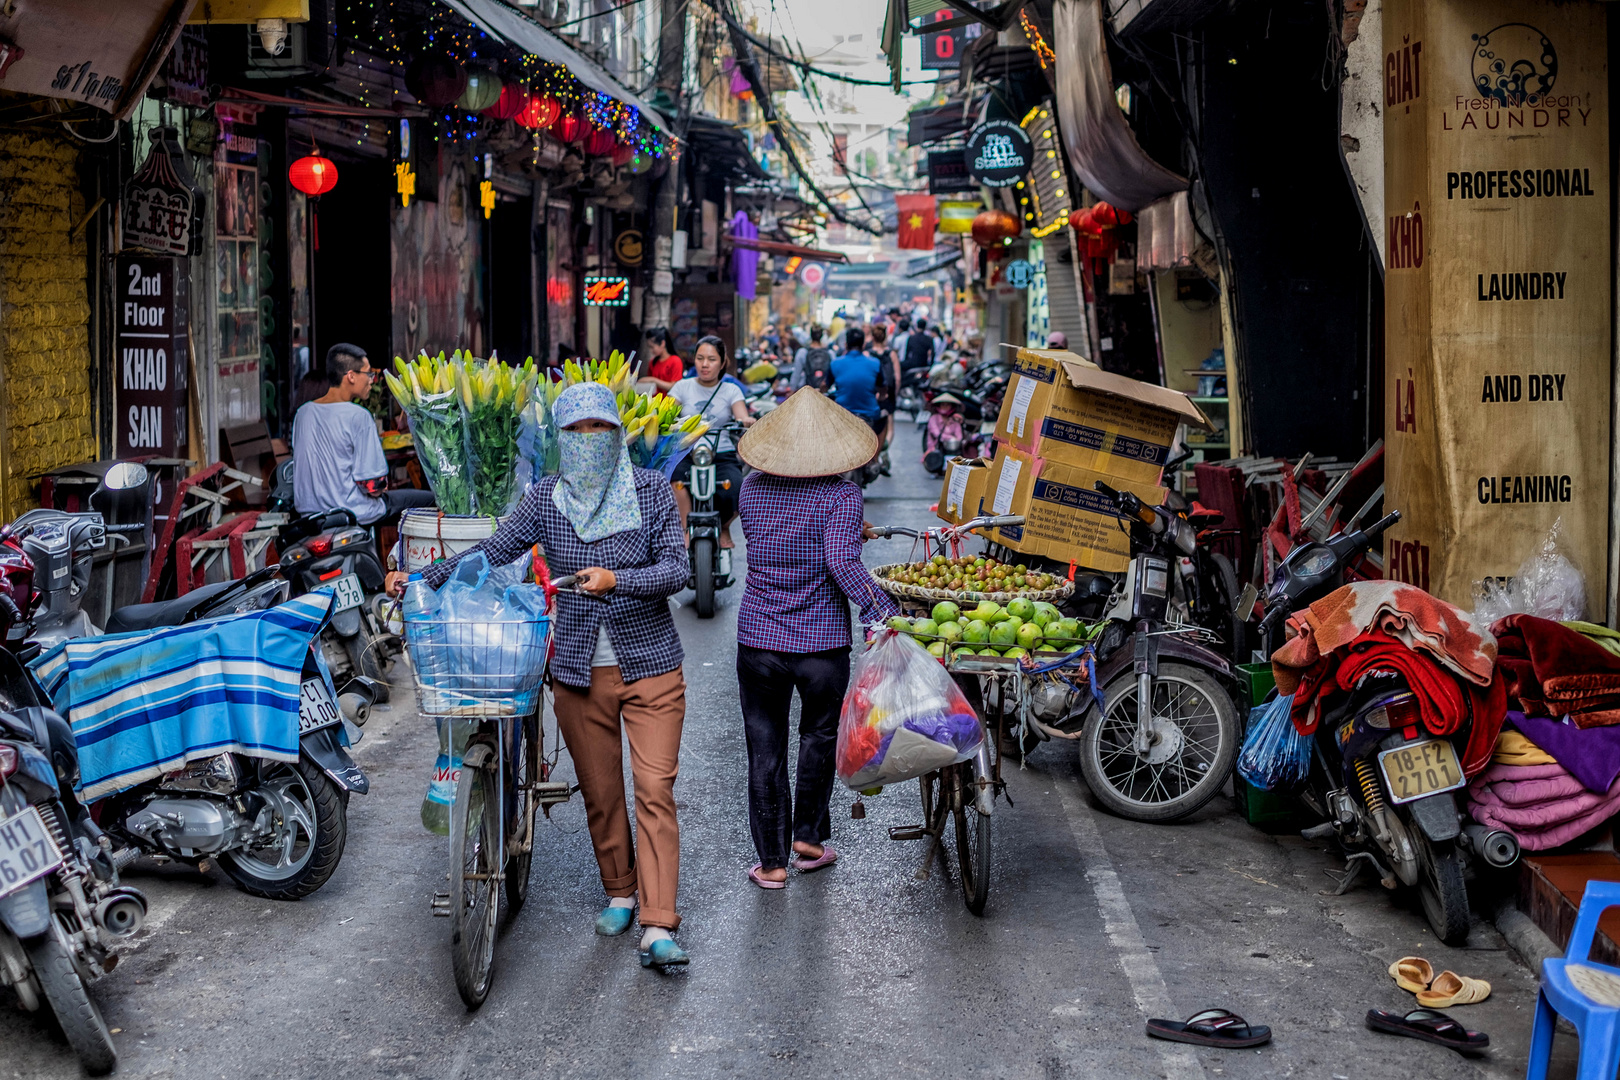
left=122, top=125, right=204, bottom=257
left=115, top=254, right=189, bottom=458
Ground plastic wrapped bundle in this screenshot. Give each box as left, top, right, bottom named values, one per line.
left=1236, top=692, right=1309, bottom=791
left=836, top=630, right=983, bottom=789
left=413, top=553, right=551, bottom=715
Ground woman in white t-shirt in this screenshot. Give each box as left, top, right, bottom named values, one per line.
left=668, top=336, right=755, bottom=548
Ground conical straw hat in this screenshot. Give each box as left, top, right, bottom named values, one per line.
left=736, top=387, right=880, bottom=477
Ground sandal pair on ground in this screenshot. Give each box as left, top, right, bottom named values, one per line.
left=748, top=844, right=838, bottom=889
left=1366, top=956, right=1491, bottom=1055
left=1145, top=1005, right=1487, bottom=1057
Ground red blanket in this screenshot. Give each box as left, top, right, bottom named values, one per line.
left=1493, top=614, right=1620, bottom=727
left=1287, top=630, right=1507, bottom=778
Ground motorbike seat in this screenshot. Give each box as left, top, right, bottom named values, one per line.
left=1187, top=502, right=1225, bottom=526
left=105, top=580, right=236, bottom=635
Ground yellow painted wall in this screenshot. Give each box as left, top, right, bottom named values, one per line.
left=0, top=129, right=96, bottom=517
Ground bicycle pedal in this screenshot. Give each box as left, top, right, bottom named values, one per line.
left=888, top=825, right=927, bottom=841
left=431, top=891, right=453, bottom=917
left=534, top=781, right=572, bottom=804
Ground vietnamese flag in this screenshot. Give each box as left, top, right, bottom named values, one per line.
left=896, top=193, right=937, bottom=250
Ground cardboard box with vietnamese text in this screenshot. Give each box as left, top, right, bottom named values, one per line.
left=936, top=456, right=991, bottom=525
left=994, top=347, right=1210, bottom=485
left=984, top=446, right=1166, bottom=573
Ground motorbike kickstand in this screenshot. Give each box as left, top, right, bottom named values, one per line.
left=1324, top=851, right=1380, bottom=896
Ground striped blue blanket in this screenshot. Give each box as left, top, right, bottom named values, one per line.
left=30, top=591, right=334, bottom=801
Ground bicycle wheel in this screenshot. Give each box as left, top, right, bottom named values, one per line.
left=950, top=762, right=991, bottom=915
left=450, top=740, right=500, bottom=1008
left=504, top=710, right=540, bottom=916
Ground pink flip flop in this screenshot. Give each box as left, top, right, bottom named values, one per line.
left=748, top=864, right=787, bottom=890
left=792, top=845, right=838, bottom=872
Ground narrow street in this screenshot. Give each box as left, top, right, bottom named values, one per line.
left=0, top=448, right=1559, bottom=1079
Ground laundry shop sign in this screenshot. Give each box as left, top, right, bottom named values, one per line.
left=964, top=119, right=1033, bottom=188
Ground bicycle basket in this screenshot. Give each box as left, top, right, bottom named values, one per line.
left=405, top=617, right=552, bottom=717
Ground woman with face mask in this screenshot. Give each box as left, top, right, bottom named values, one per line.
left=386, top=382, right=691, bottom=970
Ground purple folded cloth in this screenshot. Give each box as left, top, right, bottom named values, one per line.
left=1508, top=710, right=1620, bottom=793
left=902, top=712, right=982, bottom=752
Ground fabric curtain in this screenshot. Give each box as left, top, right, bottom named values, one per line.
left=1136, top=190, right=1195, bottom=271
left=731, top=211, right=759, bottom=300
left=1051, top=0, right=1188, bottom=212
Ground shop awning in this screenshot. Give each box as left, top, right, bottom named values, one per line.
left=1051, top=0, right=1187, bottom=212
left=907, top=101, right=972, bottom=146
left=437, top=0, right=670, bottom=136
left=0, top=0, right=195, bottom=118
left=686, top=116, right=770, bottom=183
left=906, top=250, right=962, bottom=277
left=724, top=235, right=849, bottom=264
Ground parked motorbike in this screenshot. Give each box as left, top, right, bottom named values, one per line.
left=0, top=657, right=142, bottom=1074
left=681, top=424, right=744, bottom=619
left=277, top=507, right=395, bottom=693
left=0, top=491, right=374, bottom=902
left=1255, top=508, right=1502, bottom=944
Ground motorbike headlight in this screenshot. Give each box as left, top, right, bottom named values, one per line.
left=692, top=443, right=714, bottom=467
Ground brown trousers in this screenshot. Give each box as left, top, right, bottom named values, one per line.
left=551, top=666, right=686, bottom=930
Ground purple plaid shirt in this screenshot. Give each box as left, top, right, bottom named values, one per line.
left=420, top=468, right=687, bottom=689
left=736, top=472, right=899, bottom=653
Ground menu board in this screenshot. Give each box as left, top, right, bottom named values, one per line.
left=1383, top=0, right=1610, bottom=606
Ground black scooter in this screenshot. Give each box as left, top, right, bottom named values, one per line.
left=277, top=509, right=394, bottom=694
left=1257, top=509, right=1516, bottom=944
left=681, top=425, right=745, bottom=619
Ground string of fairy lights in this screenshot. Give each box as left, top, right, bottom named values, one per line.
left=334, top=1, right=673, bottom=160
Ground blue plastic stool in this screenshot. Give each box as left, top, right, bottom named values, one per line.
left=1527, top=880, right=1620, bottom=1079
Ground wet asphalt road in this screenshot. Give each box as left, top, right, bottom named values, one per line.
left=0, top=427, right=1573, bottom=1078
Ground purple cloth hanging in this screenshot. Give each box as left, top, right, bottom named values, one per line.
left=731, top=211, right=758, bottom=300
left=1508, top=710, right=1620, bottom=794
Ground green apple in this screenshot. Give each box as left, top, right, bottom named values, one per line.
left=1016, top=622, right=1043, bottom=650
left=926, top=640, right=947, bottom=658
left=962, top=619, right=989, bottom=644
left=888, top=616, right=912, bottom=633
left=931, top=600, right=961, bottom=625
left=937, top=620, right=963, bottom=643
left=911, top=617, right=938, bottom=638
left=1006, top=596, right=1034, bottom=620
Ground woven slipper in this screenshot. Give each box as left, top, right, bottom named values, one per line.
left=1146, top=1009, right=1271, bottom=1048
left=747, top=864, right=786, bottom=890
left=1366, top=1008, right=1489, bottom=1055
left=793, top=845, right=838, bottom=872
left=1415, top=971, right=1491, bottom=1007
left=1389, top=956, right=1436, bottom=994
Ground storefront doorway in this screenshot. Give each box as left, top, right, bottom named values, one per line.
left=311, top=159, right=391, bottom=368
left=489, top=195, right=534, bottom=364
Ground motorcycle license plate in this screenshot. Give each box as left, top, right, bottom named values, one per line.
left=327, top=573, right=365, bottom=613
left=1378, top=739, right=1465, bottom=805
left=298, top=677, right=341, bottom=735
left=0, top=805, right=64, bottom=899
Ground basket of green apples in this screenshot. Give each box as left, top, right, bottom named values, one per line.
left=885, top=597, right=1101, bottom=665
left=872, top=554, right=1075, bottom=605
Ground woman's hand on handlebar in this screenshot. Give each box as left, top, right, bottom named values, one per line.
left=575, top=567, right=617, bottom=595
left=385, top=570, right=409, bottom=597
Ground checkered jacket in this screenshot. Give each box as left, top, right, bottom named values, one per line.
left=421, top=469, right=686, bottom=689
left=735, top=471, right=899, bottom=653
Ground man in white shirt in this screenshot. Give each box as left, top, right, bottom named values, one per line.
left=291, top=344, right=435, bottom=524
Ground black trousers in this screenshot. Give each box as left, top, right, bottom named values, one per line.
left=736, top=644, right=851, bottom=870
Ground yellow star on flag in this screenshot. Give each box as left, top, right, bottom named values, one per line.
left=907, top=213, right=924, bottom=230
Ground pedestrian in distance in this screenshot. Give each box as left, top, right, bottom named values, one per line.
left=732, top=389, right=901, bottom=889
left=668, top=335, right=755, bottom=549
left=385, top=382, right=693, bottom=970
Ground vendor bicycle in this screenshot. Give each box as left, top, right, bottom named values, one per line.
left=404, top=591, right=574, bottom=1008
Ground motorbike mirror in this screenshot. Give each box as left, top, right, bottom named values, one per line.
left=103, top=462, right=149, bottom=490
left=1234, top=582, right=1258, bottom=622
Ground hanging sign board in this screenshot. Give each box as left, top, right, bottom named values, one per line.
left=1004, top=259, right=1036, bottom=289
left=926, top=150, right=977, bottom=194
left=920, top=9, right=969, bottom=70
left=115, top=254, right=189, bottom=457
left=1383, top=0, right=1611, bottom=606
left=0, top=0, right=191, bottom=116
left=122, top=126, right=203, bottom=257
left=964, top=119, right=1033, bottom=188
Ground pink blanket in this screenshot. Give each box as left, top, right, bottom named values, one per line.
left=1468, top=761, right=1620, bottom=850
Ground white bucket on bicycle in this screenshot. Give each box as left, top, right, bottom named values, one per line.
left=400, top=510, right=506, bottom=573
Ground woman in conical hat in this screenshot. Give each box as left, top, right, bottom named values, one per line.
left=732, top=388, right=901, bottom=889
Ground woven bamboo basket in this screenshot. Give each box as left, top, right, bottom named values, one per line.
left=872, top=565, right=1075, bottom=607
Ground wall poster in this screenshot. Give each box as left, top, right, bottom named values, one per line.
left=1383, top=0, right=1611, bottom=608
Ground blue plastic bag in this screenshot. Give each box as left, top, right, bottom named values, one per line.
left=1236, top=693, right=1310, bottom=792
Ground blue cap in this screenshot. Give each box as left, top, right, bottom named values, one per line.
left=553, top=381, right=623, bottom=430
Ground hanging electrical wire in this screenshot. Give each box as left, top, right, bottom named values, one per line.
left=706, top=1, right=939, bottom=88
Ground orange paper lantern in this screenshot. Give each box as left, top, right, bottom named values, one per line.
left=970, top=208, right=1020, bottom=249
left=289, top=154, right=339, bottom=197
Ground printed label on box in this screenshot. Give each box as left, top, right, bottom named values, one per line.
left=1008, top=376, right=1038, bottom=438
left=1039, top=417, right=1170, bottom=466
left=946, top=463, right=972, bottom=514
left=992, top=457, right=1022, bottom=514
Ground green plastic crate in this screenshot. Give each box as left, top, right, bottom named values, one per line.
left=1232, top=662, right=1296, bottom=830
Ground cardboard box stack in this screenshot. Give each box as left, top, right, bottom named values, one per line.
left=979, top=347, right=1211, bottom=573
left=936, top=456, right=991, bottom=525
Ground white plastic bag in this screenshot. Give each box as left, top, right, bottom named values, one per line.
left=1473, top=517, right=1587, bottom=625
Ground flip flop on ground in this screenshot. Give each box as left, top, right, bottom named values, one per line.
left=1146, top=1009, right=1271, bottom=1048
left=1366, top=1008, right=1489, bottom=1055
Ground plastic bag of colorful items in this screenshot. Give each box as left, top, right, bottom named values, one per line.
left=836, top=629, right=984, bottom=789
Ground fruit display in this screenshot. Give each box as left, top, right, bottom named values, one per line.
left=873, top=554, right=1068, bottom=604
left=886, top=598, right=1101, bottom=661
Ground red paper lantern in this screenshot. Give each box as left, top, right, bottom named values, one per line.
left=404, top=53, right=468, bottom=108
left=610, top=142, right=635, bottom=167
left=289, top=154, right=339, bottom=197
left=482, top=81, right=528, bottom=121
left=583, top=126, right=616, bottom=156
left=970, top=208, right=1021, bottom=250
left=551, top=112, right=585, bottom=144
left=516, top=94, right=561, bottom=130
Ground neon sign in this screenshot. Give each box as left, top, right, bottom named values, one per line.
left=583, top=276, right=630, bottom=307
